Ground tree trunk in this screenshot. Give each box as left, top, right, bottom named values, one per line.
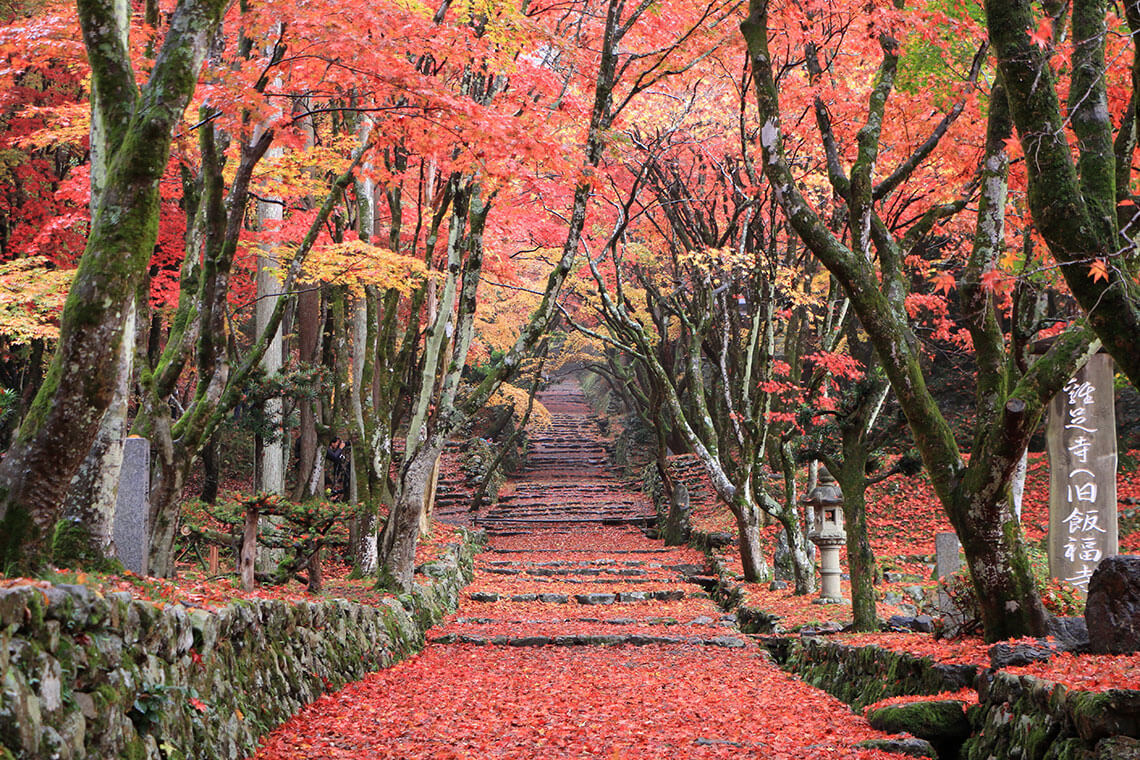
left=733, top=495, right=771, bottom=583
left=146, top=440, right=190, bottom=578
left=240, top=504, right=258, bottom=591
left=58, top=299, right=137, bottom=566
left=952, top=486, right=1050, bottom=639
left=0, top=0, right=227, bottom=573
left=306, top=547, right=322, bottom=593
left=378, top=444, right=440, bottom=590
left=291, top=285, right=322, bottom=500
left=836, top=447, right=878, bottom=631
left=200, top=431, right=220, bottom=503
left=418, top=456, right=440, bottom=536
left=255, top=178, right=285, bottom=496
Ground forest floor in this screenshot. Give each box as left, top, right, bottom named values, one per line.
left=249, top=382, right=919, bottom=759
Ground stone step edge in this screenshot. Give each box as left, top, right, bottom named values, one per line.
left=429, top=632, right=750, bottom=648
left=466, top=590, right=705, bottom=603
left=449, top=615, right=736, bottom=626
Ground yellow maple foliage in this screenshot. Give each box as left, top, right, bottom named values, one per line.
left=283, top=239, right=430, bottom=295
left=0, top=257, right=74, bottom=344
left=486, top=382, right=552, bottom=431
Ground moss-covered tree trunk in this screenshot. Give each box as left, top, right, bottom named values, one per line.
left=0, top=0, right=227, bottom=574
left=741, top=0, right=1091, bottom=640
left=985, top=0, right=1140, bottom=390
left=733, top=495, right=771, bottom=583
left=835, top=436, right=878, bottom=632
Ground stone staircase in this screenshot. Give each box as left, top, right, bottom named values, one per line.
left=432, top=377, right=744, bottom=650
left=473, top=380, right=657, bottom=536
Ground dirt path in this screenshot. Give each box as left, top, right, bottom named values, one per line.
left=252, top=380, right=901, bottom=759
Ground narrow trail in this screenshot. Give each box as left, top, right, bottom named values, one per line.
left=253, top=380, right=899, bottom=760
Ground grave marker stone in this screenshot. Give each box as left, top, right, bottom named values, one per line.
left=1047, top=353, right=1118, bottom=592
left=935, top=532, right=961, bottom=580
left=934, top=532, right=967, bottom=633
left=113, top=436, right=151, bottom=576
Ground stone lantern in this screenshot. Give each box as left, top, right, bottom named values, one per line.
left=804, top=465, right=846, bottom=603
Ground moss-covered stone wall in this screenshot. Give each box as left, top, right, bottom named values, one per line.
left=964, top=671, right=1140, bottom=760
left=783, top=637, right=978, bottom=711
left=0, top=530, right=482, bottom=760
left=781, top=638, right=1140, bottom=758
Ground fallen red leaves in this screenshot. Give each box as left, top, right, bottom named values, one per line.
left=455, top=597, right=726, bottom=622
left=835, top=632, right=993, bottom=667
left=22, top=524, right=464, bottom=612
left=736, top=580, right=913, bottom=630
left=489, top=528, right=668, bottom=553
left=864, top=688, right=979, bottom=714
left=251, top=644, right=902, bottom=760
left=1005, top=651, right=1140, bottom=691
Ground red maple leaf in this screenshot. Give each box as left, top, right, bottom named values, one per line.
left=1028, top=17, right=1053, bottom=49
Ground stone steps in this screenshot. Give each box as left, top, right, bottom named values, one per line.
left=435, top=377, right=739, bottom=650
left=430, top=632, right=749, bottom=648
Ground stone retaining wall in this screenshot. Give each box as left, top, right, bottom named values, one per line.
left=782, top=636, right=978, bottom=711
left=963, top=671, right=1140, bottom=760
left=0, top=530, right=482, bottom=760
left=781, top=638, right=1140, bottom=758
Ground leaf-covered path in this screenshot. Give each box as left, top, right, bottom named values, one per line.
left=253, top=382, right=901, bottom=759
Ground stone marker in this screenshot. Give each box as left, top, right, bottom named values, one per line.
left=113, top=436, right=150, bottom=575
left=935, top=532, right=961, bottom=580
left=1085, top=555, right=1140, bottom=654
left=935, top=532, right=969, bottom=634
left=1047, top=353, right=1119, bottom=592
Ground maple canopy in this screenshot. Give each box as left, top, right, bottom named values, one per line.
left=0, top=0, right=1138, bottom=641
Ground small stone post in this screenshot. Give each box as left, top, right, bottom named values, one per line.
left=935, top=532, right=962, bottom=618
left=113, top=436, right=150, bottom=575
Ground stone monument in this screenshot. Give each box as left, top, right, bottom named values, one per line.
left=934, top=532, right=970, bottom=634
left=113, top=436, right=151, bottom=575
left=1047, top=353, right=1118, bottom=592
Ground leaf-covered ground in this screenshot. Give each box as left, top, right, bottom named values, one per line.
left=253, top=383, right=905, bottom=759
left=254, top=526, right=904, bottom=760
left=4, top=520, right=464, bottom=612
left=254, top=643, right=901, bottom=760
left=674, top=448, right=1140, bottom=690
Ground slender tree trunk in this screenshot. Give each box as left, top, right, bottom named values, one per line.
left=240, top=503, right=258, bottom=591
left=732, top=494, right=771, bottom=583
left=200, top=430, right=220, bottom=503
left=291, top=285, right=322, bottom=500
left=836, top=440, right=878, bottom=631
left=255, top=148, right=285, bottom=497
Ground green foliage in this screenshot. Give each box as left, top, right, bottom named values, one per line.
left=895, top=0, right=985, bottom=104
left=181, top=492, right=364, bottom=584
left=0, top=386, right=15, bottom=427
left=49, top=517, right=117, bottom=571
left=234, top=361, right=328, bottom=445
left=465, top=348, right=509, bottom=385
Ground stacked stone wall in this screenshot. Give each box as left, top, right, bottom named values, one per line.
left=0, top=531, right=482, bottom=759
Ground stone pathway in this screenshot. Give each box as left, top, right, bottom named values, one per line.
left=252, top=380, right=901, bottom=759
